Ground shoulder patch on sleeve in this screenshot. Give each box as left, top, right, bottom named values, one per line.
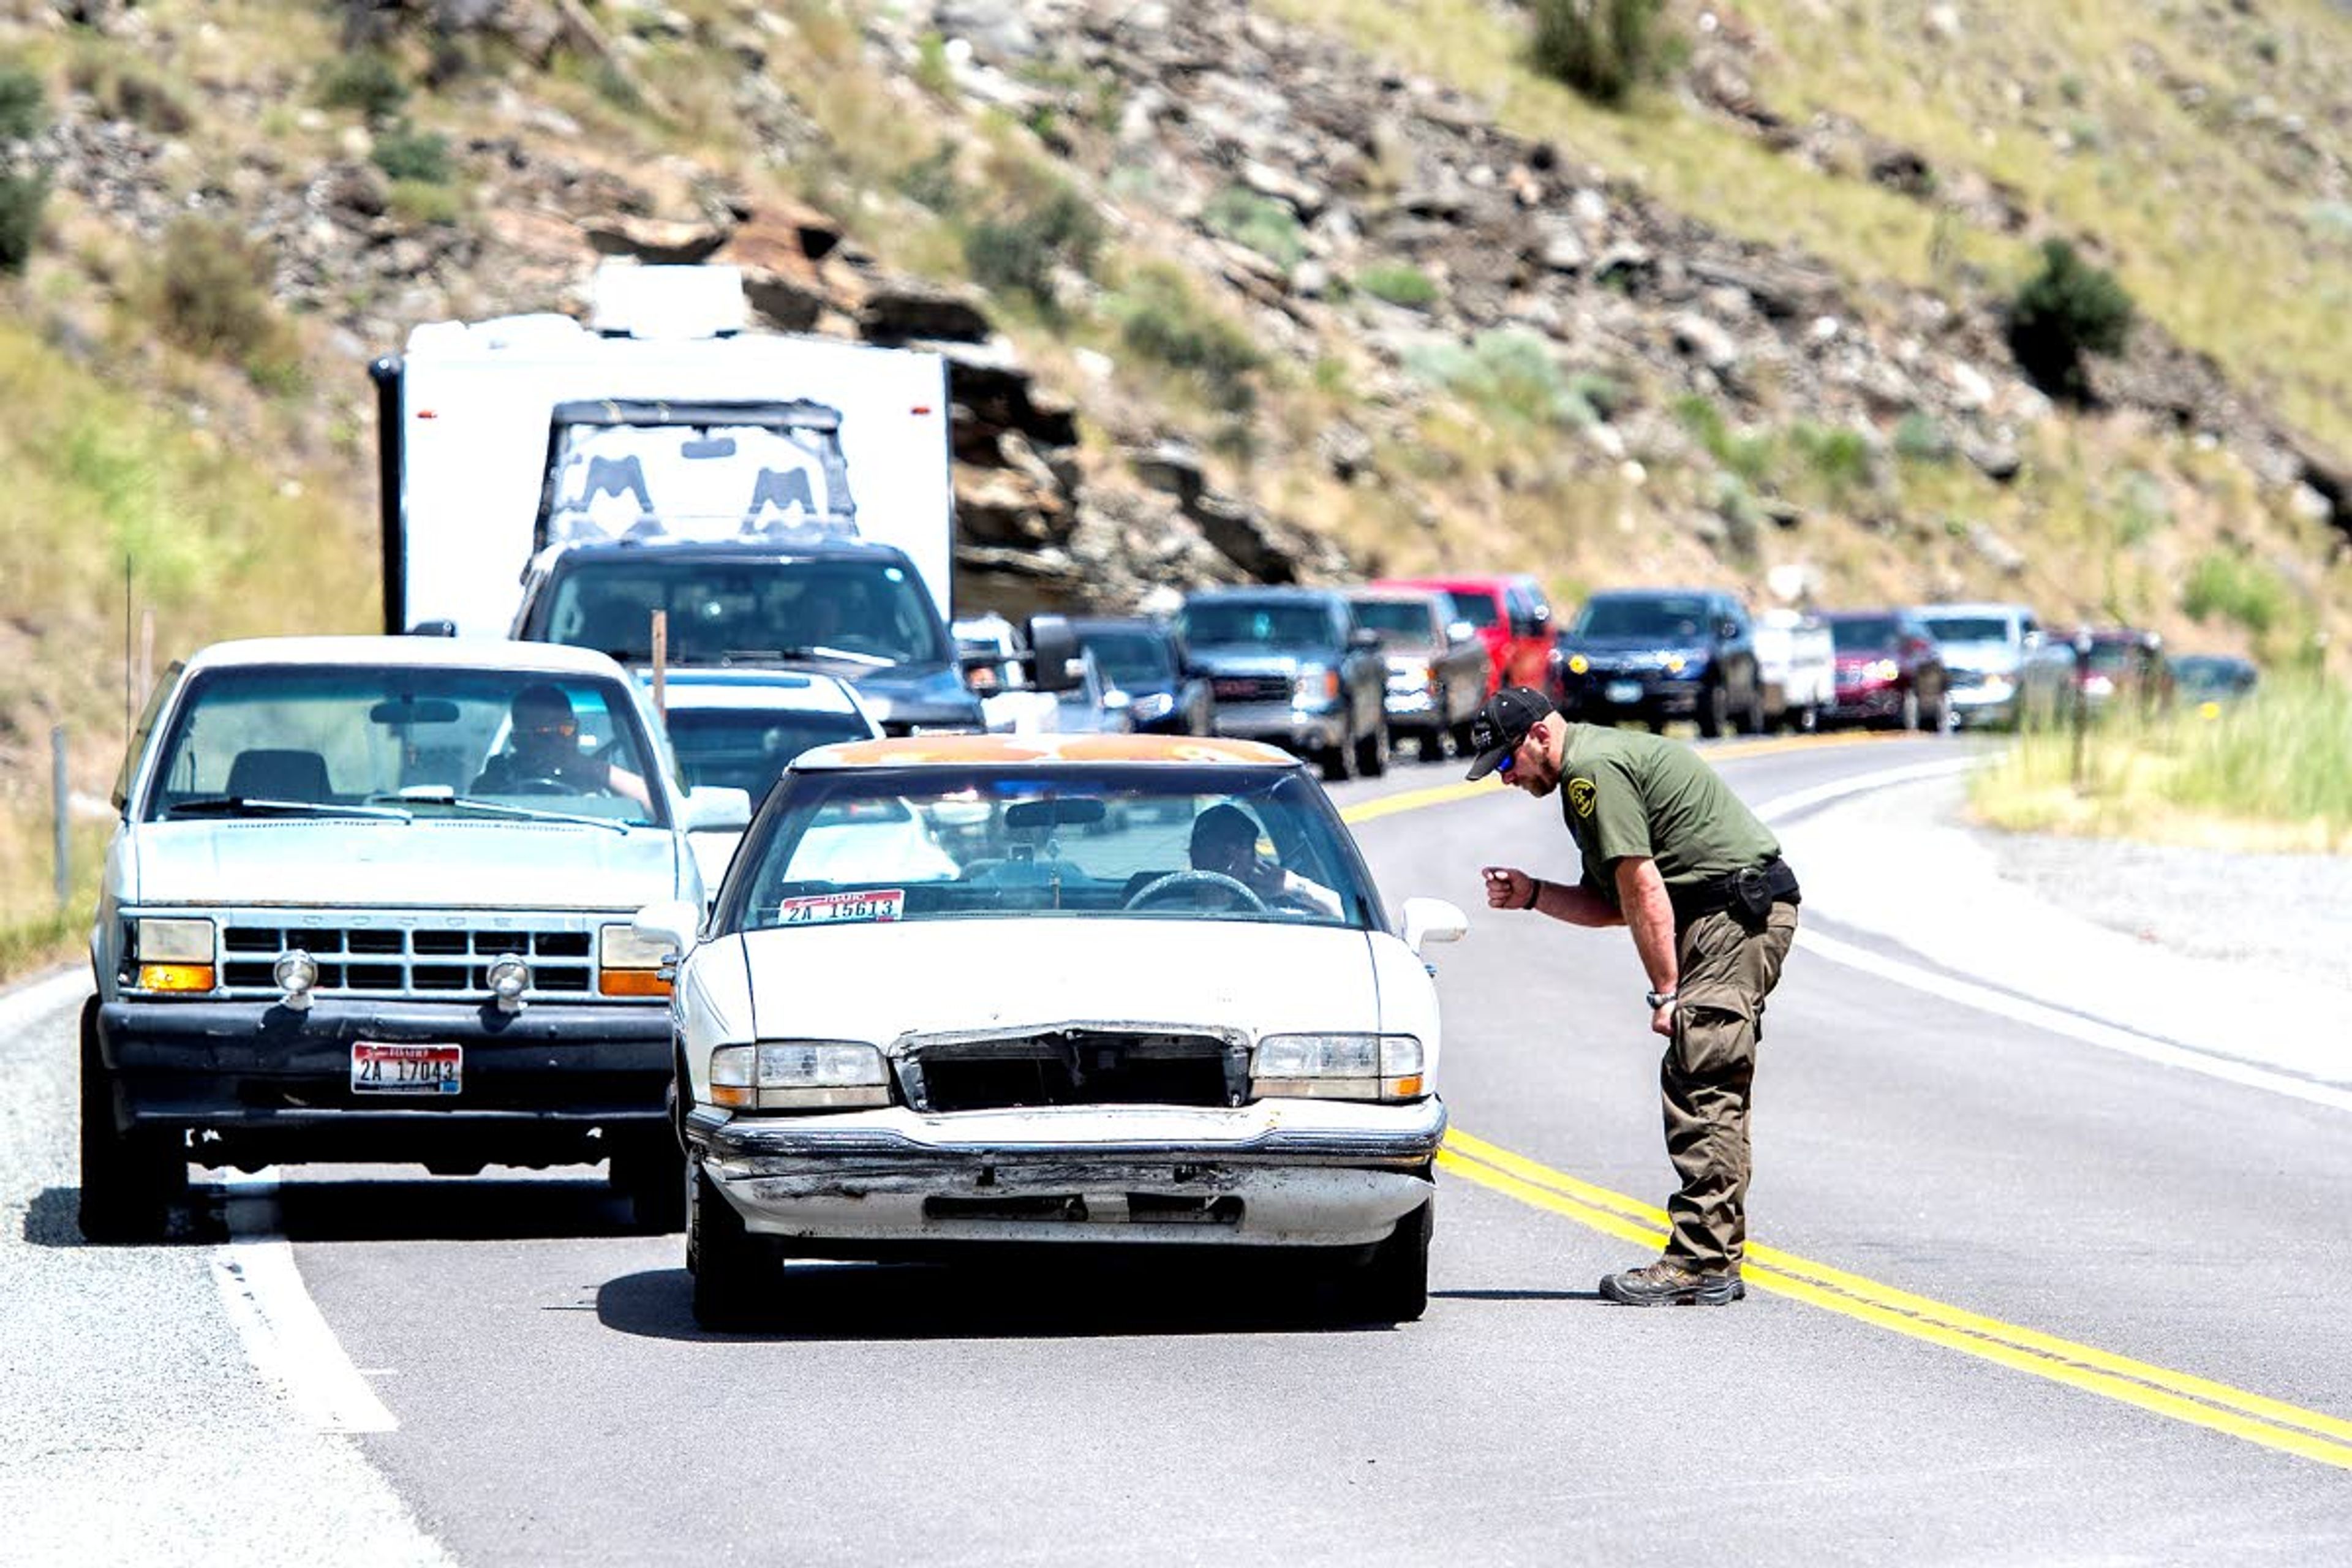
left=1568, top=775, right=1597, bottom=818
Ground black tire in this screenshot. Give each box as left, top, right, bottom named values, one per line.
left=1355, top=1197, right=1433, bottom=1324
left=612, top=1131, right=687, bottom=1232
left=1355, top=715, right=1389, bottom=777
left=78, top=1001, right=183, bottom=1244
left=1696, top=682, right=1730, bottom=739
left=688, top=1164, right=776, bottom=1329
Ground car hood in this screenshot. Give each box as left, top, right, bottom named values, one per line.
left=1936, top=641, right=2019, bottom=676
left=1186, top=647, right=1322, bottom=674
left=736, top=918, right=1382, bottom=1042
left=1563, top=636, right=1709, bottom=662
left=844, top=662, right=983, bottom=728
left=127, top=818, right=683, bottom=909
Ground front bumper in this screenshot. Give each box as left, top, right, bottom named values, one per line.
left=1824, top=682, right=1904, bottom=722
left=96, top=998, right=673, bottom=1158
left=1948, top=682, right=2018, bottom=728
left=1212, top=699, right=1346, bottom=756
left=1558, top=673, right=1701, bottom=721
left=690, top=1096, right=1445, bottom=1248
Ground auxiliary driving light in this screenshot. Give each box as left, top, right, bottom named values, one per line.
left=486, top=953, right=532, bottom=1014
left=272, top=949, right=318, bottom=1012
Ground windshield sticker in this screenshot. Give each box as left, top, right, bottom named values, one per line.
left=777, top=889, right=906, bottom=925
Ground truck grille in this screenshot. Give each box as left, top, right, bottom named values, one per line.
left=905, top=1029, right=1244, bottom=1112
left=215, top=921, right=598, bottom=1000
left=1210, top=674, right=1290, bottom=703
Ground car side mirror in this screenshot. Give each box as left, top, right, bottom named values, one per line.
left=1400, top=897, right=1469, bottom=956
left=631, top=899, right=702, bottom=963
left=1026, top=615, right=1082, bottom=693
left=684, top=786, right=752, bottom=832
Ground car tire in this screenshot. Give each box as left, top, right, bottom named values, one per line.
left=688, top=1164, right=775, bottom=1330
left=1355, top=1196, right=1433, bottom=1324
left=1357, top=715, right=1389, bottom=777
left=611, top=1130, right=687, bottom=1233
left=78, top=1000, right=183, bottom=1245
left=1697, top=683, right=1730, bottom=739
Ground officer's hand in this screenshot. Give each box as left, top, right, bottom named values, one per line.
left=1482, top=865, right=1531, bottom=910
left=1650, top=1000, right=1677, bottom=1039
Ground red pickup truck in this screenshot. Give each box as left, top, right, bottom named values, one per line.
left=1372, top=574, right=1555, bottom=696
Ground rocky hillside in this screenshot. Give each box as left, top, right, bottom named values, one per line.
left=4, top=0, right=2350, bottom=946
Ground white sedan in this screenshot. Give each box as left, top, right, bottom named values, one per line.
left=635, top=734, right=1468, bottom=1327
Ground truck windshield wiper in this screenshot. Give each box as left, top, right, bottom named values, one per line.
left=369, top=790, right=634, bottom=834
left=168, top=796, right=413, bottom=823
left=726, top=645, right=895, bottom=669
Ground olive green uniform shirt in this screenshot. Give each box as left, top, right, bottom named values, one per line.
left=1558, top=725, right=1779, bottom=910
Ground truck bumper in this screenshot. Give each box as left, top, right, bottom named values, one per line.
left=1212, top=700, right=1347, bottom=756
left=96, top=998, right=673, bottom=1161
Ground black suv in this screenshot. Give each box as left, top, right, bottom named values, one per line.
left=510, top=539, right=985, bottom=735
left=1177, top=587, right=1389, bottom=780
left=1069, top=617, right=1214, bottom=736
left=1551, top=589, right=1765, bottom=737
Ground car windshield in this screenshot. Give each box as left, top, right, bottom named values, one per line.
left=720, top=764, right=1381, bottom=932
left=2172, top=657, right=2256, bottom=695
left=1574, top=597, right=1709, bottom=639
left=1442, top=591, right=1499, bottom=628
left=1924, top=616, right=2011, bottom=644
left=1180, top=601, right=1334, bottom=649
left=1351, top=600, right=1439, bottom=647
left=533, top=556, right=947, bottom=668
left=666, top=708, right=875, bottom=795
left=1830, top=617, right=1904, bottom=652
left=142, top=665, right=663, bottom=827
left=1078, top=628, right=1175, bottom=685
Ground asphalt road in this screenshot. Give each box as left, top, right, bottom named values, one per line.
left=7, top=734, right=2349, bottom=1564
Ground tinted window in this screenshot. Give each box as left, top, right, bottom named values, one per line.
left=1828, top=617, right=1904, bottom=652
left=1573, top=596, right=1711, bottom=639
left=666, top=709, right=875, bottom=794
left=1446, top=591, right=1501, bottom=629
left=1077, top=628, right=1176, bottom=685
left=1924, top=616, right=2013, bottom=644
left=1180, top=601, right=1338, bottom=649
left=1350, top=600, right=1441, bottom=646
left=536, top=556, right=946, bottom=668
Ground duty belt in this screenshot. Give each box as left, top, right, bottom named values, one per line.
left=1669, top=856, right=1801, bottom=927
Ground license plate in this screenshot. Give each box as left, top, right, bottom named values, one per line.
left=778, top=888, right=907, bottom=925
left=352, top=1042, right=462, bottom=1096
left=1604, top=680, right=1643, bottom=704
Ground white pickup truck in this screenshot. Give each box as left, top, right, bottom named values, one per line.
left=1754, top=609, right=1836, bottom=733
left=80, top=636, right=748, bottom=1241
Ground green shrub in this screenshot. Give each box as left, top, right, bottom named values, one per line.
left=1403, top=330, right=1581, bottom=429
left=317, top=53, right=409, bottom=120
left=1567, top=371, right=1626, bottom=423
left=1672, top=393, right=1774, bottom=484
left=2181, top=550, right=2285, bottom=636
left=371, top=122, right=451, bottom=184
left=0, top=64, right=43, bottom=143
left=1893, top=410, right=1952, bottom=462
left=0, top=174, right=44, bottom=274
left=1112, top=267, right=1263, bottom=413
left=1528, top=0, right=1672, bottom=107
left=387, top=178, right=463, bottom=227
left=897, top=144, right=963, bottom=214
left=147, top=216, right=283, bottom=363
left=2007, top=238, right=2135, bottom=402
left=67, top=53, right=193, bottom=134
left=963, top=184, right=1102, bottom=306
left=914, top=32, right=956, bottom=97
left=1201, top=186, right=1306, bottom=270
left=1357, top=262, right=1438, bottom=307
left=1790, top=421, right=1874, bottom=499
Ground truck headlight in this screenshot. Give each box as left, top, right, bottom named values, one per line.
left=598, top=922, right=674, bottom=997
left=1252, top=1033, right=1426, bottom=1102
left=1292, top=667, right=1340, bottom=706
left=1664, top=654, right=1688, bottom=674
left=132, top=917, right=216, bottom=992
left=1866, top=658, right=1899, bottom=683
left=708, top=1041, right=891, bottom=1111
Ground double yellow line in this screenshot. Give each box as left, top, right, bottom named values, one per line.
left=1343, top=747, right=2352, bottom=1472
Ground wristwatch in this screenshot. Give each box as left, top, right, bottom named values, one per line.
left=1645, top=989, right=1678, bottom=1009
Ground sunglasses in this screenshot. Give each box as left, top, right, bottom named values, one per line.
left=522, top=721, right=578, bottom=739
left=1494, top=745, right=1518, bottom=778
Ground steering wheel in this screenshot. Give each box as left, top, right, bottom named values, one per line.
left=1122, top=869, right=1268, bottom=913
left=502, top=773, right=579, bottom=797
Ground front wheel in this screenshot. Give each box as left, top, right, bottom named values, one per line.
left=612, top=1130, right=687, bottom=1232
left=688, top=1164, right=777, bottom=1330
left=1351, top=1197, right=1432, bottom=1324
left=78, top=1001, right=183, bottom=1243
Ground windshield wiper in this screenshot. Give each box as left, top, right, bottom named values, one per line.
left=366, top=789, right=634, bottom=834
left=169, top=796, right=413, bottom=823
left=729, top=645, right=897, bottom=669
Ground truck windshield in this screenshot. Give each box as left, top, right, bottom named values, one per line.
left=1829, top=617, right=1904, bottom=652
left=1923, top=616, right=2011, bottom=644
left=721, top=764, right=1382, bottom=932
left=141, top=665, right=664, bottom=827
left=535, top=557, right=948, bottom=668
left=1180, top=602, right=1334, bottom=649
left=1573, top=597, right=1709, bottom=639
left=1351, top=600, right=1439, bottom=647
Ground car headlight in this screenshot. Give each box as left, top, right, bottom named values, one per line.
left=598, top=922, right=674, bottom=997
left=1252, top=1033, right=1426, bottom=1102
left=1292, top=666, right=1340, bottom=705
left=1866, top=658, right=1899, bottom=682
left=1980, top=675, right=2014, bottom=699
left=1664, top=654, right=1688, bottom=675
left=1129, top=692, right=1176, bottom=723
left=130, top=916, right=216, bottom=992
left=709, top=1041, right=891, bottom=1111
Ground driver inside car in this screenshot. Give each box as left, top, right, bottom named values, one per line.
left=472, top=683, right=652, bottom=810
left=1186, top=802, right=1343, bottom=919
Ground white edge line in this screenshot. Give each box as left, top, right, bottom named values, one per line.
left=211, top=1171, right=400, bottom=1436
left=1756, top=753, right=2352, bottom=1114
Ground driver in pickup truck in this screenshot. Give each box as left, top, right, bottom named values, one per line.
left=1188, top=803, right=1343, bottom=919
left=473, top=684, right=652, bottom=810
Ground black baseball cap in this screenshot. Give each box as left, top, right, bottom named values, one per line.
left=1463, top=685, right=1555, bottom=780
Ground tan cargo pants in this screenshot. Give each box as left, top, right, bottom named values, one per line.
left=1661, top=900, right=1800, bottom=1274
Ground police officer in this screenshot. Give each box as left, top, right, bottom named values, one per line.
left=1466, top=686, right=1800, bottom=1306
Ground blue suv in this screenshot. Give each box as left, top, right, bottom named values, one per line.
left=1551, top=589, right=1765, bottom=737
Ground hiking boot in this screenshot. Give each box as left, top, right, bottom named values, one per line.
left=1598, top=1259, right=1744, bottom=1306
